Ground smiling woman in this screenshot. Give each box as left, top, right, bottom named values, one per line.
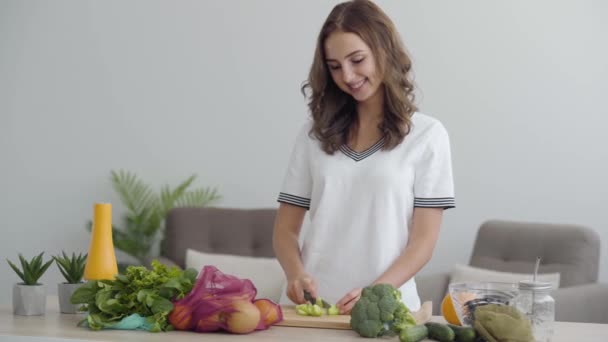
left=303, top=0, right=417, bottom=154
left=324, top=34, right=379, bottom=103
left=272, top=0, right=455, bottom=315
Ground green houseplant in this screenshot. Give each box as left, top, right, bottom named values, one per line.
left=7, top=253, right=54, bottom=316
left=87, top=170, right=221, bottom=267
left=54, top=251, right=87, bottom=313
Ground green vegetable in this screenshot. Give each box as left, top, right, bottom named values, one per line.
left=70, top=260, right=197, bottom=332
left=350, top=283, right=417, bottom=338
left=425, top=322, right=455, bottom=342
left=327, top=304, right=340, bottom=315
left=448, top=324, right=477, bottom=342
left=315, top=297, right=331, bottom=309
left=295, top=303, right=323, bottom=316
left=296, top=306, right=309, bottom=315
left=296, top=297, right=340, bottom=316
left=310, top=304, right=323, bottom=316
left=399, top=325, right=428, bottom=342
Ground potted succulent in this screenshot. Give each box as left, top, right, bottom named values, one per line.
left=6, top=253, right=54, bottom=316
left=53, top=251, right=87, bottom=314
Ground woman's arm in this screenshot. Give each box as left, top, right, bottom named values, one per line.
left=272, top=202, right=315, bottom=303
left=373, top=207, right=443, bottom=287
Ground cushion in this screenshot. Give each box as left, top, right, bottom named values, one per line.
left=450, top=264, right=560, bottom=290
left=185, top=248, right=285, bottom=302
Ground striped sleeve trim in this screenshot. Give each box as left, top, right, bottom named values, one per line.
left=414, top=197, right=455, bottom=210
left=278, top=192, right=311, bottom=210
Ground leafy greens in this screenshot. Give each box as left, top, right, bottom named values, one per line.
left=71, top=260, right=198, bottom=332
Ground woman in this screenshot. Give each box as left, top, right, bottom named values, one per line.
left=273, top=0, right=455, bottom=314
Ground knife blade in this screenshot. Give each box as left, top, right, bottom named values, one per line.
left=303, top=290, right=331, bottom=309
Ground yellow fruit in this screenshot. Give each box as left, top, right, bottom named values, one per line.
left=225, top=300, right=261, bottom=334
left=441, top=293, right=461, bottom=325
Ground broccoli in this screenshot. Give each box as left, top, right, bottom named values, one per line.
left=350, top=284, right=417, bottom=338
left=391, top=302, right=418, bottom=333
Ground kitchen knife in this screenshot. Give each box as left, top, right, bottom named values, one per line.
left=303, top=290, right=331, bottom=309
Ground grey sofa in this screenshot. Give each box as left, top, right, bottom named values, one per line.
left=160, top=208, right=608, bottom=323
left=160, top=207, right=276, bottom=269
left=416, top=220, right=608, bottom=323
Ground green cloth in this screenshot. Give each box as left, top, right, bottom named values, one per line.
left=473, top=304, right=534, bottom=342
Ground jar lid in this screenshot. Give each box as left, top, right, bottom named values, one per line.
left=518, top=280, right=553, bottom=291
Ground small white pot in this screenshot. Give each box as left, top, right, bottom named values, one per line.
left=13, top=283, right=46, bottom=316
left=58, top=282, right=84, bottom=314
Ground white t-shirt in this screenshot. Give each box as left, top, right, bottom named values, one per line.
left=277, top=112, right=455, bottom=311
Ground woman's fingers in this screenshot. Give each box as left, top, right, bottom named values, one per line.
left=293, top=278, right=310, bottom=304
left=302, top=277, right=318, bottom=299
left=339, top=295, right=360, bottom=314
left=336, top=288, right=362, bottom=314
left=336, top=288, right=357, bottom=307
left=287, top=274, right=319, bottom=304
left=293, top=280, right=305, bottom=304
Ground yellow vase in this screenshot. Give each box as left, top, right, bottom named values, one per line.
left=84, top=203, right=118, bottom=280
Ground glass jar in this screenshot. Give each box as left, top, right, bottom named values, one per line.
left=513, top=280, right=555, bottom=342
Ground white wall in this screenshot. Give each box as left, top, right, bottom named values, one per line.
left=1, top=0, right=606, bottom=305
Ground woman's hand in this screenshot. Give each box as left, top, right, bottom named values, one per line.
left=286, top=273, right=317, bottom=304
left=336, top=288, right=362, bottom=314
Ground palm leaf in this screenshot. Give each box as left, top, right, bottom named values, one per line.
left=175, top=187, right=221, bottom=207
left=158, top=175, right=196, bottom=217
left=127, top=208, right=161, bottom=237
left=110, top=170, right=157, bottom=215
left=111, top=228, right=144, bottom=259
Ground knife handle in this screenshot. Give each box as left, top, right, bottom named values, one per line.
left=303, top=290, right=315, bottom=303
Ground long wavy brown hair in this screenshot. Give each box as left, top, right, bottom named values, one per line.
left=302, top=0, right=417, bottom=154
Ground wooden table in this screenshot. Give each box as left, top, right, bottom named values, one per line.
left=1, top=297, right=607, bottom=341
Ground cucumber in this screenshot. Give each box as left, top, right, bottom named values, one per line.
left=399, top=325, right=428, bottom=342
left=448, top=324, right=477, bottom=342
left=425, top=322, right=455, bottom=342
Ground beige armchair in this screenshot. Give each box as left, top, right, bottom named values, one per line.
left=416, top=220, right=608, bottom=323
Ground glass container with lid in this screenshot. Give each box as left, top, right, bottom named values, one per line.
left=513, top=280, right=555, bottom=342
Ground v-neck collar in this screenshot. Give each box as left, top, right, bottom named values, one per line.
left=339, top=136, right=386, bottom=162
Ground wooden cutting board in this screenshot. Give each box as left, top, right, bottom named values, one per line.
left=275, top=301, right=432, bottom=330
